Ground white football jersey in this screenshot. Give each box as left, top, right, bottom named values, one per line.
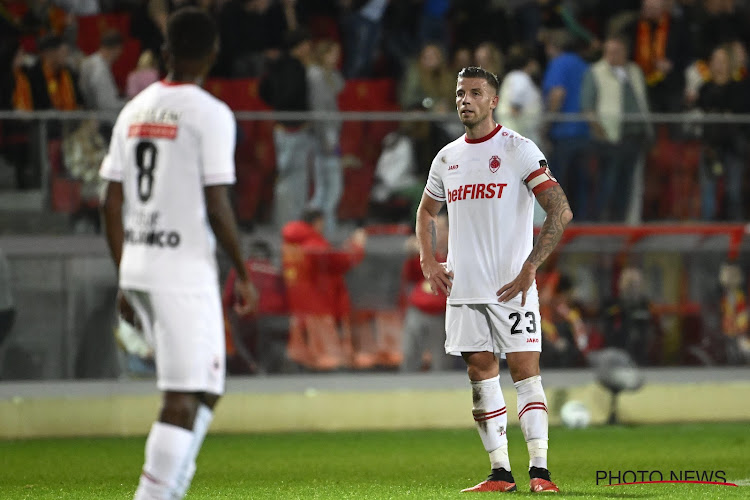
left=424, top=124, right=557, bottom=306
left=100, top=81, right=236, bottom=291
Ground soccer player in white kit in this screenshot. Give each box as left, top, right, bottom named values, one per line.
left=99, top=9, right=257, bottom=500
left=416, top=67, right=573, bottom=493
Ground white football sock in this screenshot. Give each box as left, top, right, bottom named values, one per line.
left=514, top=375, right=549, bottom=470
left=470, top=375, right=510, bottom=471
left=172, top=405, right=214, bottom=499
left=134, top=422, right=194, bottom=500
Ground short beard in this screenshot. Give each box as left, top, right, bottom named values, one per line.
left=461, top=112, right=486, bottom=128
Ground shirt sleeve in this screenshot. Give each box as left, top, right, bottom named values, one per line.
left=542, top=59, right=564, bottom=96
left=515, top=139, right=559, bottom=196
left=580, top=68, right=596, bottom=113
left=424, top=155, right=445, bottom=201
left=201, top=103, right=237, bottom=186
left=99, top=114, right=125, bottom=182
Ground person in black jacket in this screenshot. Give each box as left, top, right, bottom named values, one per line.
left=602, top=267, right=655, bottom=366
left=697, top=44, right=749, bottom=221
left=259, top=28, right=314, bottom=228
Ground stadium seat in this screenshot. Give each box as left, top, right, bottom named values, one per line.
left=76, top=13, right=132, bottom=55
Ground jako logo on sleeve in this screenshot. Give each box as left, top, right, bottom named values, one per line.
left=447, top=183, right=507, bottom=203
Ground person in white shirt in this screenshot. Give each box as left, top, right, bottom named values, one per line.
left=99, top=9, right=257, bottom=500
left=416, top=67, right=573, bottom=493
left=496, top=46, right=543, bottom=145
left=78, top=30, right=125, bottom=112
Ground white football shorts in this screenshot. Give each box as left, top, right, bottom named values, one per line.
left=122, top=288, right=225, bottom=395
left=445, top=302, right=542, bottom=356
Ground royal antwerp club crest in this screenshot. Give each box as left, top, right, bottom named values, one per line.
left=489, top=155, right=501, bottom=173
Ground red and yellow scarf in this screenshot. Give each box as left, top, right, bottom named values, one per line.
left=43, top=61, right=77, bottom=110
left=635, top=14, right=670, bottom=86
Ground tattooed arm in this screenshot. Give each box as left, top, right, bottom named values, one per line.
left=415, top=192, right=452, bottom=295
left=497, top=185, right=573, bottom=305
left=526, top=185, right=573, bottom=267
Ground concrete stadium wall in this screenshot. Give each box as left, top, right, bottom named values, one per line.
left=0, top=369, right=748, bottom=439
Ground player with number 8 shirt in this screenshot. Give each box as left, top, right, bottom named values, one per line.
left=415, top=66, right=573, bottom=493
left=99, top=8, right=257, bottom=500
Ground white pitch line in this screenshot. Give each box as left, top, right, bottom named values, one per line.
left=732, top=479, right=750, bottom=487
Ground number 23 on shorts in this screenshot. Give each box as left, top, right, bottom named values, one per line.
left=509, top=311, right=537, bottom=335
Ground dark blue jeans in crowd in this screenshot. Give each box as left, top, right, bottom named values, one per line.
left=342, top=13, right=382, bottom=78
left=595, top=140, right=642, bottom=222
left=699, top=149, right=745, bottom=221
left=549, top=136, right=591, bottom=221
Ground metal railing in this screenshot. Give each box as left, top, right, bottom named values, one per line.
left=1, top=110, right=748, bottom=218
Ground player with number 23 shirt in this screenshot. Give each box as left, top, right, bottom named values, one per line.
left=416, top=66, right=573, bottom=493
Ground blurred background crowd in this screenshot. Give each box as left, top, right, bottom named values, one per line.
left=1, top=0, right=750, bottom=379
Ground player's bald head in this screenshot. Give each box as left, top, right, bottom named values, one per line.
left=457, top=66, right=499, bottom=96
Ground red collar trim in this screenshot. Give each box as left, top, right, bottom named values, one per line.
left=160, top=79, right=192, bottom=87
left=465, top=124, right=502, bottom=144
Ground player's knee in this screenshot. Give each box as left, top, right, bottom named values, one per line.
left=508, top=364, right=540, bottom=383
left=159, top=392, right=200, bottom=429
left=506, top=352, right=540, bottom=383
left=463, top=351, right=499, bottom=381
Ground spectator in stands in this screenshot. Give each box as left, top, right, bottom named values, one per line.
left=540, top=274, right=588, bottom=368
left=399, top=43, right=455, bottom=112
left=78, top=30, right=124, bottom=112
left=450, top=46, right=473, bottom=75
left=130, top=0, right=167, bottom=69
left=474, top=41, right=504, bottom=80
left=259, top=28, right=315, bottom=228
left=19, top=34, right=80, bottom=189
left=308, top=39, right=345, bottom=236
left=0, top=248, right=14, bottom=348
left=684, top=36, right=746, bottom=107
left=382, top=0, right=419, bottom=77
left=400, top=215, right=452, bottom=372
left=496, top=45, right=543, bottom=144
left=223, top=240, right=289, bottom=373
left=418, top=0, right=451, bottom=51
left=602, top=267, right=656, bottom=366
left=696, top=44, right=749, bottom=221
left=217, top=0, right=298, bottom=77
left=506, top=0, right=542, bottom=47
left=21, top=34, right=79, bottom=111
left=581, top=35, right=651, bottom=222
left=281, top=208, right=367, bottom=370
left=126, top=50, right=159, bottom=99
left=370, top=119, right=422, bottom=223
left=692, top=0, right=745, bottom=57
left=718, top=262, right=750, bottom=365
left=21, top=0, right=71, bottom=38
left=618, top=0, right=692, bottom=112
left=341, top=0, right=390, bottom=78
left=541, top=29, right=589, bottom=219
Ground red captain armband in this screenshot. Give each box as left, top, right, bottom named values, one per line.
left=524, top=160, right=558, bottom=195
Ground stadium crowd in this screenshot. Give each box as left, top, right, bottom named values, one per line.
left=1, top=0, right=750, bottom=376
left=1, top=0, right=750, bottom=224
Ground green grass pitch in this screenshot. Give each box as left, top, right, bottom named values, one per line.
left=0, top=422, right=747, bottom=499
